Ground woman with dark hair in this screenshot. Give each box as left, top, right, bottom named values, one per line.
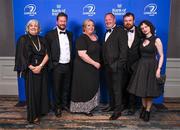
left=70, top=19, right=101, bottom=116
left=14, top=19, right=49, bottom=124
left=127, top=20, right=164, bottom=122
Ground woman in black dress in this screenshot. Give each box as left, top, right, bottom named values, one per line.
left=127, top=20, right=164, bottom=121
left=70, top=19, right=101, bottom=116
left=14, top=19, right=49, bottom=124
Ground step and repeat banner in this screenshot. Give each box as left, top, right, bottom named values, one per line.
left=13, top=0, right=171, bottom=103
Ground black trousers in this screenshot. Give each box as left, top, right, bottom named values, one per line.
left=105, top=67, right=123, bottom=113
left=52, top=63, right=71, bottom=110
left=122, top=68, right=136, bottom=109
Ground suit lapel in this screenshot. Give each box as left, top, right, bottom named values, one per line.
left=54, top=28, right=60, bottom=50
left=55, top=28, right=72, bottom=55
left=67, top=31, right=72, bottom=53
left=130, top=28, right=138, bottom=49
left=104, top=26, right=117, bottom=44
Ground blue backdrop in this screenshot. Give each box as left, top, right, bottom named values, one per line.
left=13, top=0, right=171, bottom=104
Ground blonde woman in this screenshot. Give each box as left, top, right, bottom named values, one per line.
left=70, top=19, right=101, bottom=116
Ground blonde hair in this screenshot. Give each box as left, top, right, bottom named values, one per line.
left=82, top=19, right=95, bottom=32
left=25, top=19, right=40, bottom=33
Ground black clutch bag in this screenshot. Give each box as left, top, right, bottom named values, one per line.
left=156, top=75, right=166, bottom=85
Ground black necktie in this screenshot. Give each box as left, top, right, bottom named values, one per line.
left=128, top=29, right=134, bottom=33
left=60, top=31, right=66, bottom=34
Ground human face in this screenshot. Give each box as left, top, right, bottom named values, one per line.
left=140, top=23, right=151, bottom=35
left=28, top=21, right=39, bottom=35
left=105, top=14, right=116, bottom=29
left=84, top=21, right=95, bottom=35
left=123, top=15, right=134, bottom=30
left=57, top=16, right=67, bottom=30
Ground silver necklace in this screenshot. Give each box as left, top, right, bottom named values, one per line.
left=28, top=34, right=41, bottom=52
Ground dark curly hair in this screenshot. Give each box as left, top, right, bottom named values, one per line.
left=56, top=12, right=68, bottom=21
left=138, top=20, right=155, bottom=37
left=123, top=12, right=135, bottom=20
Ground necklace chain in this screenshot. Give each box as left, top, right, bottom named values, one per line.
left=28, top=34, right=41, bottom=52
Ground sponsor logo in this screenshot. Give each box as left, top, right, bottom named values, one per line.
left=83, top=4, right=96, bottom=16
left=112, top=4, right=126, bottom=16
left=52, top=4, right=66, bottom=16
left=144, top=3, right=157, bottom=16
left=24, top=4, right=37, bottom=16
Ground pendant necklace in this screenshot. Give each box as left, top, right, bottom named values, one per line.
left=28, top=34, right=41, bottom=52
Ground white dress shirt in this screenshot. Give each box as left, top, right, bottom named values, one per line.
left=127, top=26, right=135, bottom=48
left=57, top=27, right=70, bottom=64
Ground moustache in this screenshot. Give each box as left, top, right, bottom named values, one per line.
left=57, top=25, right=66, bottom=30
left=126, top=24, right=132, bottom=26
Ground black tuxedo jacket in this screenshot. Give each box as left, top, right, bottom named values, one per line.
left=103, top=26, right=128, bottom=72
left=45, top=28, right=73, bottom=69
left=125, top=26, right=141, bottom=72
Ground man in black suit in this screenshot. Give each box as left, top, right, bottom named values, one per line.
left=102, top=13, right=128, bottom=120
left=45, top=12, right=73, bottom=117
left=122, top=12, right=141, bottom=115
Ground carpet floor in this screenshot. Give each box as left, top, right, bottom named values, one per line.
left=0, top=96, right=180, bottom=129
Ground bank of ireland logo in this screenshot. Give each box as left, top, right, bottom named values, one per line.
left=52, top=4, right=66, bottom=16
left=83, top=4, right=96, bottom=16
left=144, top=3, right=157, bottom=16
left=112, top=4, right=126, bottom=16
left=24, top=4, right=37, bottom=16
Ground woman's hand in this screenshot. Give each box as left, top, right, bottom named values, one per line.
left=155, top=38, right=164, bottom=79
left=32, top=65, right=42, bottom=74
left=78, top=50, right=101, bottom=69
left=156, top=68, right=161, bottom=78
left=94, top=62, right=101, bottom=69
left=28, top=65, right=35, bottom=71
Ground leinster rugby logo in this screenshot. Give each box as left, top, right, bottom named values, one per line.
left=24, top=4, right=37, bottom=16
left=83, top=4, right=96, bottom=16
left=144, top=3, right=157, bottom=16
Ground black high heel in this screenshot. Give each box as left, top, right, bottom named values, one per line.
left=84, top=112, right=93, bottom=117
left=143, top=111, right=150, bottom=122
left=139, top=107, right=146, bottom=119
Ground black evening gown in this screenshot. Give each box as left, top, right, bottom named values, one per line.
left=70, top=34, right=100, bottom=113
left=15, top=34, right=49, bottom=123
left=127, top=36, right=161, bottom=98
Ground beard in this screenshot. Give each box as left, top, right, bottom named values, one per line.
left=124, top=24, right=133, bottom=30
left=57, top=25, right=66, bottom=30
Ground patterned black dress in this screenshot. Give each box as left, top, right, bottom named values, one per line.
left=127, top=36, right=161, bottom=98
left=70, top=34, right=100, bottom=113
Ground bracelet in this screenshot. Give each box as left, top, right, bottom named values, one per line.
left=39, top=64, right=44, bottom=67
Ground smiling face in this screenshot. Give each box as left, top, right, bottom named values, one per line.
left=28, top=21, right=39, bottom=35
left=140, top=23, right=151, bottom=35
left=83, top=20, right=95, bottom=35
left=57, top=16, right=67, bottom=30
left=105, top=14, right=116, bottom=29
left=123, top=15, right=134, bottom=30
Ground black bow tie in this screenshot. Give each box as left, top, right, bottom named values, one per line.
left=106, top=29, right=112, bottom=33
left=60, top=31, right=66, bottom=34
left=127, top=29, right=134, bottom=33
